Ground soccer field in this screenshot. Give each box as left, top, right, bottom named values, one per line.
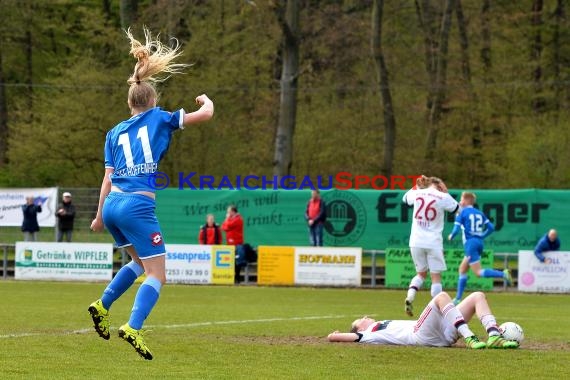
left=0, top=282, right=568, bottom=379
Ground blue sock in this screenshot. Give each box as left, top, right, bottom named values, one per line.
left=129, top=276, right=162, bottom=330
left=456, top=274, right=468, bottom=300
left=101, top=261, right=144, bottom=310
left=480, top=268, right=505, bottom=278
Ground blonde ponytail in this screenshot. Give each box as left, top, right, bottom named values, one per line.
left=126, top=27, right=188, bottom=84
left=125, top=27, right=189, bottom=110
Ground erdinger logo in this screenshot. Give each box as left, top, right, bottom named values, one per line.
left=150, top=232, right=163, bottom=246
left=322, top=190, right=366, bottom=245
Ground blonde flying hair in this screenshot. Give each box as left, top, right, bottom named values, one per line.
left=125, top=27, right=189, bottom=109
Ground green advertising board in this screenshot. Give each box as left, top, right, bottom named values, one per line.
left=156, top=188, right=565, bottom=253
left=384, top=248, right=494, bottom=290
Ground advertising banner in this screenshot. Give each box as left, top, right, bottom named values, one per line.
left=15, top=242, right=113, bottom=281
left=385, top=248, right=494, bottom=290
left=157, top=189, right=563, bottom=253
left=257, top=246, right=295, bottom=286
left=257, top=246, right=361, bottom=286
left=294, top=247, right=362, bottom=286
left=518, top=250, right=570, bottom=293
left=165, top=244, right=234, bottom=285
left=0, top=188, right=58, bottom=227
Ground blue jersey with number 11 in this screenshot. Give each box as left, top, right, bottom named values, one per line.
left=453, top=206, right=494, bottom=241
left=104, top=107, right=184, bottom=192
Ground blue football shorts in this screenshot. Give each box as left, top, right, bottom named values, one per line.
left=103, top=192, right=166, bottom=259
left=464, top=238, right=484, bottom=264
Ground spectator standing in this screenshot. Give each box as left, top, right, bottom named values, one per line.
left=305, top=189, right=326, bottom=246
left=534, top=229, right=560, bottom=264
left=198, top=214, right=223, bottom=245
left=22, top=196, right=42, bottom=241
left=57, top=192, right=76, bottom=242
left=222, top=205, right=245, bottom=282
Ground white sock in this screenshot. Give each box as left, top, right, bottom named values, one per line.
left=430, top=282, right=443, bottom=297
left=442, top=303, right=474, bottom=338
left=406, top=275, right=424, bottom=301
left=480, top=314, right=500, bottom=336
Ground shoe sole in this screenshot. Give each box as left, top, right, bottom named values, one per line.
left=88, top=306, right=110, bottom=340
left=405, top=300, right=413, bottom=317
left=118, top=329, right=153, bottom=360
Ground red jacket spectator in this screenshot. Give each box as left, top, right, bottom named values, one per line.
left=198, top=223, right=223, bottom=245
left=222, top=206, right=244, bottom=245
left=305, top=198, right=326, bottom=224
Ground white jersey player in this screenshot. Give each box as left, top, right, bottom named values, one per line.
left=402, top=176, right=459, bottom=316
left=327, top=291, right=519, bottom=349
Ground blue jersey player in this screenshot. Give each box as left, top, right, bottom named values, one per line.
left=448, top=192, right=512, bottom=304
left=88, top=28, right=214, bottom=360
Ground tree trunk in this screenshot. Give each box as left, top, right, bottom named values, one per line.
left=273, top=0, right=300, bottom=177
left=530, top=0, right=544, bottom=113
left=456, top=0, right=482, bottom=183
left=102, top=0, right=113, bottom=22
left=120, top=0, right=138, bottom=29
left=552, top=0, right=564, bottom=118
left=425, top=0, right=455, bottom=160
left=456, top=0, right=472, bottom=90
left=371, top=0, right=396, bottom=176
left=25, top=5, right=33, bottom=119
left=414, top=0, right=438, bottom=111
left=0, top=49, right=7, bottom=166
left=480, top=0, right=491, bottom=79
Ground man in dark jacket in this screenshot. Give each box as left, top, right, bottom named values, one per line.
left=534, top=229, right=560, bottom=264
left=305, top=189, right=327, bottom=246
left=56, top=192, right=76, bottom=242
left=22, top=196, right=42, bottom=241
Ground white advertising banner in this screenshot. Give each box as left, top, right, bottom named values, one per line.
left=294, top=247, right=362, bottom=286
left=518, top=250, right=570, bottom=293
left=15, top=242, right=113, bottom=281
left=165, top=244, right=235, bottom=285
left=0, top=188, right=58, bottom=227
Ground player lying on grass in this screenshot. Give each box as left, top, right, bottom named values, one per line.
left=327, top=291, right=518, bottom=349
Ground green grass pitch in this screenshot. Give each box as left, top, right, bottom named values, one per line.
left=0, top=281, right=568, bottom=379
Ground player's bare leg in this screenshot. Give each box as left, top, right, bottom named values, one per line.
left=405, top=271, right=426, bottom=316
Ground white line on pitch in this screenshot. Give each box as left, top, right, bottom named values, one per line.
left=0, top=314, right=352, bottom=340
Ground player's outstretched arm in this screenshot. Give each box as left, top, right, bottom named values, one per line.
left=183, top=94, right=214, bottom=126
left=327, top=331, right=360, bottom=342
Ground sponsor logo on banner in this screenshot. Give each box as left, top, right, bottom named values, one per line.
left=165, top=244, right=211, bottom=284
left=294, top=247, right=362, bottom=286
left=15, top=242, right=113, bottom=281
left=518, top=250, right=570, bottom=293
left=215, top=250, right=232, bottom=267
left=257, top=246, right=295, bottom=286
left=322, top=190, right=367, bottom=246
left=165, top=244, right=234, bottom=285
left=211, top=246, right=235, bottom=285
